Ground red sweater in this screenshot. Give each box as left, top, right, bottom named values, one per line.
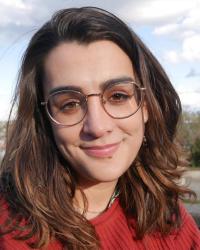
left=0, top=199, right=200, bottom=249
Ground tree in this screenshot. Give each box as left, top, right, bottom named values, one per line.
left=177, top=110, right=200, bottom=167
left=178, top=111, right=200, bottom=148
left=191, top=138, right=200, bottom=167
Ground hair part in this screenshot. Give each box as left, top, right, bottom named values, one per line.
left=0, top=7, right=194, bottom=249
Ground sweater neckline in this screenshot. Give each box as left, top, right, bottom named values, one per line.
left=90, top=198, right=120, bottom=225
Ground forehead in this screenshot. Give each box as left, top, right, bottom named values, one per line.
left=43, top=40, right=135, bottom=95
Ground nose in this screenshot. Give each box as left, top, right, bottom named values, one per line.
left=81, top=96, right=114, bottom=139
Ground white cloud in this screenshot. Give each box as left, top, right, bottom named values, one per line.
left=151, top=0, right=200, bottom=34
left=0, top=0, right=27, bottom=9
left=154, top=24, right=179, bottom=35
left=0, top=0, right=136, bottom=44
left=182, top=34, right=200, bottom=61
left=119, top=0, right=197, bottom=24
left=0, top=0, right=32, bottom=26
left=121, top=0, right=200, bottom=65
left=179, top=91, right=200, bottom=109
left=164, top=50, right=180, bottom=63
left=164, top=34, right=200, bottom=63
left=182, top=7, right=200, bottom=30
left=0, top=0, right=199, bottom=42
left=123, top=0, right=200, bottom=69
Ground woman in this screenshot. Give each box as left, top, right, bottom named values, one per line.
left=0, top=7, right=199, bottom=250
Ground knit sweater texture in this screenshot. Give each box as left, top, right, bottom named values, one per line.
left=0, top=198, right=200, bottom=249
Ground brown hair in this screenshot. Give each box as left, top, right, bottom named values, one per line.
left=0, top=7, right=194, bottom=249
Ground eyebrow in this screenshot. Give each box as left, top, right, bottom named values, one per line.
left=48, top=76, right=135, bottom=95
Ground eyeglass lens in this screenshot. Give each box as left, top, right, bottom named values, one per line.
left=47, top=82, right=143, bottom=126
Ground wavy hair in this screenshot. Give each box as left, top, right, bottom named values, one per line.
left=0, top=7, right=194, bottom=249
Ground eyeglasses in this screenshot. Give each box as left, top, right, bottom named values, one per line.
left=41, top=81, right=146, bottom=126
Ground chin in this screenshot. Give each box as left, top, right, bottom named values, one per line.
left=64, top=147, right=137, bottom=184
left=76, top=163, right=129, bottom=184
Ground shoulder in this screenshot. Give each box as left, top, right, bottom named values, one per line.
left=0, top=197, right=9, bottom=226
left=0, top=197, right=29, bottom=250
left=173, top=202, right=200, bottom=249
left=179, top=202, right=199, bottom=230
left=0, top=197, right=62, bottom=250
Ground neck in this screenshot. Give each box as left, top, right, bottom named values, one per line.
left=74, top=180, right=118, bottom=219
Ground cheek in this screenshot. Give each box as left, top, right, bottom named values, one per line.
left=118, top=111, right=144, bottom=137
left=52, top=126, right=81, bottom=151
left=118, top=111, right=145, bottom=157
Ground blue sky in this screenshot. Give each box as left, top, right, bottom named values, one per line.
left=0, top=0, right=200, bottom=120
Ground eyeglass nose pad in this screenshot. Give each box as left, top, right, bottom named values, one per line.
left=86, top=93, right=106, bottom=110
left=101, top=97, right=106, bottom=105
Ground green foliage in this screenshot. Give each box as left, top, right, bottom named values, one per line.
left=191, top=138, right=200, bottom=167
left=177, top=110, right=200, bottom=167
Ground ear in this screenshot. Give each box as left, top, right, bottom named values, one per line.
left=142, top=101, right=148, bottom=123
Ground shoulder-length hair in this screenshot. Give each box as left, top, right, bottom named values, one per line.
left=0, top=7, right=194, bottom=249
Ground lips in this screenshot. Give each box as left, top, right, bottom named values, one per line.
left=80, top=142, right=120, bottom=158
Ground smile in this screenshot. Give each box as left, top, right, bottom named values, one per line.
left=80, top=142, right=121, bottom=158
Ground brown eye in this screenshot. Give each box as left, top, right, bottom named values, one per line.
left=107, top=92, right=130, bottom=104
left=60, top=100, right=81, bottom=112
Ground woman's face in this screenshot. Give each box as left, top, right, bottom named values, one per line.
left=43, top=40, right=148, bottom=186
